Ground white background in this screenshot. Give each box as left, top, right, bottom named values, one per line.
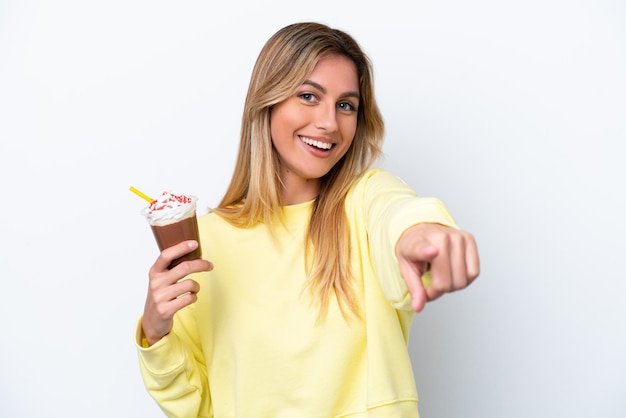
left=1, top=1, right=624, bottom=417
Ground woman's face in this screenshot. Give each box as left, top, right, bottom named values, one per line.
left=270, top=54, right=359, bottom=204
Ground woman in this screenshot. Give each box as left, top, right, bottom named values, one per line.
left=136, top=22, right=479, bottom=417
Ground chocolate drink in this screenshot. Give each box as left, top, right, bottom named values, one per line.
left=141, top=192, right=202, bottom=270
left=150, top=214, right=202, bottom=269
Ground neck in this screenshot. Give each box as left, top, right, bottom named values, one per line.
left=280, top=174, right=320, bottom=205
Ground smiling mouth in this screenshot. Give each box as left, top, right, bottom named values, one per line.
left=299, top=136, right=333, bottom=150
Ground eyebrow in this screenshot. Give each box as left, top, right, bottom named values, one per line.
left=302, top=80, right=360, bottom=100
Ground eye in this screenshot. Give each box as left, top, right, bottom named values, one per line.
left=338, top=101, right=357, bottom=112
left=299, top=93, right=318, bottom=103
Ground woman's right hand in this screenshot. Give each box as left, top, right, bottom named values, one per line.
left=141, top=240, right=213, bottom=346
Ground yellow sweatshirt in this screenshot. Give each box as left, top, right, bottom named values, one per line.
left=135, top=168, right=457, bottom=417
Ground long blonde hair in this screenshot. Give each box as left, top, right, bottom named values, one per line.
left=213, top=22, right=385, bottom=319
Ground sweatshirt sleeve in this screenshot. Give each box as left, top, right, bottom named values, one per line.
left=353, top=169, right=458, bottom=310
left=135, top=291, right=212, bottom=417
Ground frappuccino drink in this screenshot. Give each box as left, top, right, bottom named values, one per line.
left=141, top=191, right=202, bottom=269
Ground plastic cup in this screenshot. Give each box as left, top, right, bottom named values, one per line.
left=141, top=196, right=202, bottom=269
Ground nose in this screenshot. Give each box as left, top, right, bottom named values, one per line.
left=314, top=103, right=339, bottom=132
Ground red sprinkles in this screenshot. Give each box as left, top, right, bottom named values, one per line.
left=147, top=191, right=192, bottom=214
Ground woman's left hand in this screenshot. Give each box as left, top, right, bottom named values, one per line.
left=395, top=223, right=480, bottom=312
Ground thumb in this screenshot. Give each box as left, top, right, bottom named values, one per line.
left=397, top=257, right=428, bottom=312
left=397, top=243, right=439, bottom=312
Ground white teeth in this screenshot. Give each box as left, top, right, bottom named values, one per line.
left=300, top=136, right=332, bottom=150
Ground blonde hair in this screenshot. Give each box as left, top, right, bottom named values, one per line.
left=213, top=22, right=385, bottom=319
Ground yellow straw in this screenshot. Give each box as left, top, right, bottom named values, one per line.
left=129, top=186, right=154, bottom=203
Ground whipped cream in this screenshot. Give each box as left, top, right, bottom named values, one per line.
left=142, top=191, right=197, bottom=226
